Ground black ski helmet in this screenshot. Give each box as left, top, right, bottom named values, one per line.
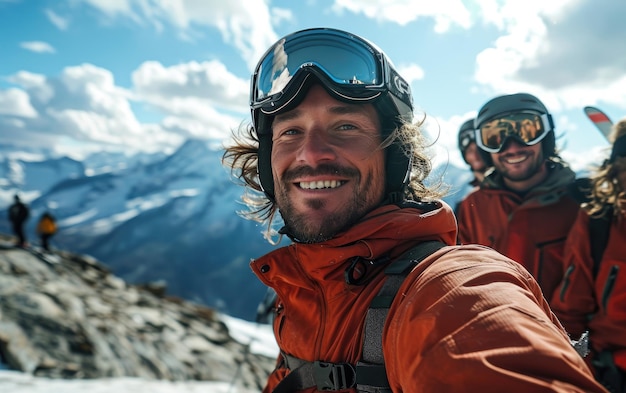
left=457, top=118, right=476, bottom=164
left=474, top=93, right=556, bottom=165
left=251, top=28, right=414, bottom=203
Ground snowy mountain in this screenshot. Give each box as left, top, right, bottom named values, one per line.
left=0, top=155, right=84, bottom=201
left=0, top=140, right=277, bottom=320
left=0, top=140, right=472, bottom=320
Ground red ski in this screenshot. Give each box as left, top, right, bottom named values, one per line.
left=583, top=106, right=613, bottom=141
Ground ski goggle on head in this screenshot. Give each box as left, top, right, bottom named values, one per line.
left=475, top=111, right=553, bottom=153
left=250, top=27, right=413, bottom=135
left=458, top=128, right=476, bottom=152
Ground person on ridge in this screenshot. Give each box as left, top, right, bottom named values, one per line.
left=551, top=117, right=626, bottom=392
left=36, top=211, right=57, bottom=251
left=456, top=93, right=583, bottom=304
left=223, top=28, right=605, bottom=392
left=8, top=194, right=30, bottom=247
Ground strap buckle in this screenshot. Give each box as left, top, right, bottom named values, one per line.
left=313, top=360, right=356, bottom=391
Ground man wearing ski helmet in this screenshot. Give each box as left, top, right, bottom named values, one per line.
left=456, top=92, right=583, bottom=305
left=458, top=117, right=489, bottom=187
left=223, top=30, right=604, bottom=392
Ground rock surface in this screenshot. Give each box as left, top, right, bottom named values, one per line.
left=0, top=235, right=274, bottom=390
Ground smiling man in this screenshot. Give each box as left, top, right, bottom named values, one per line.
left=223, top=30, right=605, bottom=392
left=456, top=93, right=583, bottom=305
left=270, top=84, right=386, bottom=243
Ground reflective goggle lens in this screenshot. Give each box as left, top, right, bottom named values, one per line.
left=251, top=29, right=383, bottom=106
left=478, top=112, right=550, bottom=153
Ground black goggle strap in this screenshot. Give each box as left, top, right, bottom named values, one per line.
left=257, top=133, right=275, bottom=201
left=610, top=134, right=626, bottom=163
left=385, top=64, right=412, bottom=121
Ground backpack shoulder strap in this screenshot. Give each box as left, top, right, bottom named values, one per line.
left=356, top=240, right=445, bottom=391
left=272, top=240, right=446, bottom=393
left=567, top=177, right=592, bottom=204
left=589, top=207, right=612, bottom=278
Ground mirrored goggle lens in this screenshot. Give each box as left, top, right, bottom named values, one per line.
left=479, top=112, right=549, bottom=152
left=252, top=29, right=382, bottom=105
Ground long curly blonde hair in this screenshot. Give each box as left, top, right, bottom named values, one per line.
left=585, top=117, right=626, bottom=219
left=222, top=116, right=447, bottom=242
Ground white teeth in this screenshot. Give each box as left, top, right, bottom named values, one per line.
left=299, top=180, right=343, bottom=190
left=505, top=156, right=527, bottom=164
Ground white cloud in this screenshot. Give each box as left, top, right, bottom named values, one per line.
left=82, top=0, right=136, bottom=18
left=0, top=89, right=38, bottom=118
left=77, top=0, right=280, bottom=70
left=473, top=0, right=626, bottom=110
left=398, top=64, right=425, bottom=85
left=130, top=59, right=249, bottom=140
left=8, top=71, right=55, bottom=103
left=20, top=41, right=56, bottom=54
left=45, top=8, right=69, bottom=30
left=132, top=60, right=249, bottom=111
left=0, top=56, right=251, bottom=155
left=271, top=7, right=294, bottom=26
left=331, top=0, right=472, bottom=30
left=422, top=111, right=477, bottom=169
left=0, top=64, right=185, bottom=154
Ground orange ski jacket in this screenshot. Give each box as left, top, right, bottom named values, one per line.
left=456, top=161, right=581, bottom=302
left=250, top=202, right=605, bottom=392
left=551, top=208, right=626, bottom=371
left=37, top=215, right=57, bottom=235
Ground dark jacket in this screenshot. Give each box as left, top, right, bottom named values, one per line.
left=8, top=201, right=29, bottom=224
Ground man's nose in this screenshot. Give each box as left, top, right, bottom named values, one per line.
left=296, top=130, right=336, bottom=164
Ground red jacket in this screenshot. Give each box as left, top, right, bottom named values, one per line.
left=251, top=202, right=605, bottom=392
left=456, top=161, right=581, bottom=302
left=551, top=208, right=626, bottom=371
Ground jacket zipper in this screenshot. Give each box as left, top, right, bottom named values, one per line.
left=600, top=265, right=619, bottom=313
left=559, top=264, right=575, bottom=302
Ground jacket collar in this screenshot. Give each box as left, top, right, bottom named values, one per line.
left=482, top=159, right=576, bottom=196
left=250, top=201, right=457, bottom=287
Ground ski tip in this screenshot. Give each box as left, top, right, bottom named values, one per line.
left=583, top=106, right=612, bottom=124
left=583, top=106, right=613, bottom=141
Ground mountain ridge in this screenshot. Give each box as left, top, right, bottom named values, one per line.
left=0, top=235, right=274, bottom=388
left=0, top=139, right=470, bottom=320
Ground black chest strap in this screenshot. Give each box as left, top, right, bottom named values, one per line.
left=589, top=207, right=613, bottom=278
left=272, top=240, right=446, bottom=393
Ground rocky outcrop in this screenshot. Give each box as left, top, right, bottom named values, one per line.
left=0, top=236, right=274, bottom=390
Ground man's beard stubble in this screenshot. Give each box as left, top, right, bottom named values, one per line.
left=275, top=163, right=378, bottom=243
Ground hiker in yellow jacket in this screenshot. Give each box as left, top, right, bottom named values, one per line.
left=36, top=212, right=57, bottom=251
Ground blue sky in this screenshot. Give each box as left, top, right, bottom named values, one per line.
left=1, top=0, right=625, bottom=172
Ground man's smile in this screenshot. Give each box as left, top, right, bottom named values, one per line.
left=298, top=180, right=346, bottom=190
left=502, top=153, right=530, bottom=165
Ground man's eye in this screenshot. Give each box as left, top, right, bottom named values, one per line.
left=338, top=124, right=357, bottom=131
left=275, top=129, right=298, bottom=138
